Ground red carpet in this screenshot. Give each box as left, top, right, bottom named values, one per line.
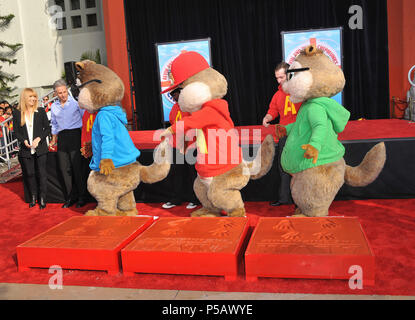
left=1, top=178, right=415, bottom=296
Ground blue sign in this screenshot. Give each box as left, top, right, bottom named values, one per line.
left=282, top=28, right=343, bottom=105
left=156, top=38, right=212, bottom=122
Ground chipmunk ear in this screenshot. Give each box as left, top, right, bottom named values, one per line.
left=75, top=62, right=85, bottom=71
left=305, top=44, right=318, bottom=56
left=76, top=60, right=96, bottom=71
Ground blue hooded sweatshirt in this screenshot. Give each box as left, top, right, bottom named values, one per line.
left=90, top=105, right=141, bottom=171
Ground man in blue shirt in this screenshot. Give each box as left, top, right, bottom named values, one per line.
left=50, top=79, right=88, bottom=208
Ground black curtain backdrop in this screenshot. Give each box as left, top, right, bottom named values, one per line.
left=124, top=0, right=390, bottom=130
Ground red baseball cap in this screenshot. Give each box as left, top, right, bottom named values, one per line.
left=161, top=51, right=210, bottom=94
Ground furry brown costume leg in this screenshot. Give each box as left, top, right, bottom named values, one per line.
left=208, top=163, right=250, bottom=217
left=116, top=191, right=138, bottom=216
left=291, top=159, right=345, bottom=217
left=85, top=163, right=142, bottom=216
left=190, top=136, right=275, bottom=218
left=192, top=177, right=222, bottom=217
left=290, top=142, right=386, bottom=217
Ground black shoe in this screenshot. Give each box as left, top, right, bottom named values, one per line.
left=62, top=199, right=77, bottom=208
left=29, top=195, right=37, bottom=208
left=270, top=200, right=282, bottom=206
left=76, top=199, right=87, bottom=208
left=39, top=196, right=46, bottom=210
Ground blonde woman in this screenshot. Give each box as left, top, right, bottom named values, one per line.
left=13, top=88, right=51, bottom=209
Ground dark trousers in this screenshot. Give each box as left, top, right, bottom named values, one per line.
left=57, top=150, right=87, bottom=201
left=20, top=153, right=48, bottom=198
left=57, top=128, right=87, bottom=201
left=276, top=136, right=293, bottom=204
left=168, top=148, right=199, bottom=205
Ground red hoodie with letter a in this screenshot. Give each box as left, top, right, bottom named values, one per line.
left=170, top=99, right=242, bottom=178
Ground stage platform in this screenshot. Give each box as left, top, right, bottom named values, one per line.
left=26, top=119, right=415, bottom=203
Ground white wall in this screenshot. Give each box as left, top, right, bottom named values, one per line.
left=61, top=30, right=107, bottom=66
left=0, top=0, right=107, bottom=101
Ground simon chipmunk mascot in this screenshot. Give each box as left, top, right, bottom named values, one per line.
left=277, top=45, right=386, bottom=217
left=75, top=60, right=171, bottom=216
left=160, top=51, right=275, bottom=217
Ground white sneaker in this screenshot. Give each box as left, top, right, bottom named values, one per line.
left=162, top=202, right=176, bottom=209
left=186, top=202, right=198, bottom=209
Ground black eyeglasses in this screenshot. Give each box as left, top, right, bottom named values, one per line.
left=78, top=79, right=103, bottom=88
left=170, top=87, right=182, bottom=95
left=287, top=67, right=310, bottom=74
left=287, top=67, right=310, bottom=80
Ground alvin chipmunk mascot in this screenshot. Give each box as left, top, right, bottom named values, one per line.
left=276, top=45, right=386, bottom=217
left=160, top=51, right=275, bottom=217
left=75, top=60, right=171, bottom=216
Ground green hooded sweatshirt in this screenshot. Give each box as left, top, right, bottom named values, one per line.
left=281, top=97, right=350, bottom=174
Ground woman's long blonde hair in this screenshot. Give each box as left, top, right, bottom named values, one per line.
left=18, top=88, right=39, bottom=126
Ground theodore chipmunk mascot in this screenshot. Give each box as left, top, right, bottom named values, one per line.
left=277, top=45, right=386, bottom=217
left=75, top=60, right=171, bottom=216
left=160, top=51, right=275, bottom=217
